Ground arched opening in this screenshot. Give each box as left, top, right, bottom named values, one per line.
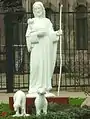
left=76, top=5, right=87, bottom=50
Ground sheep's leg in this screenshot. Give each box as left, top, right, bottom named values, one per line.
left=43, top=105, right=47, bottom=115
left=16, top=107, right=20, bottom=115
left=36, top=108, right=41, bottom=116
left=21, top=98, right=26, bottom=115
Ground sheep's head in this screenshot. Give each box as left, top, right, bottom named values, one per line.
left=37, top=88, right=46, bottom=95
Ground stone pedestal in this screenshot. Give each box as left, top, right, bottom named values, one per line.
left=9, top=96, right=69, bottom=114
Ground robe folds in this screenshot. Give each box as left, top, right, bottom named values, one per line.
left=26, top=17, right=58, bottom=93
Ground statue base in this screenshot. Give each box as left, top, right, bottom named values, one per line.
left=9, top=96, right=69, bottom=114
left=12, top=114, right=29, bottom=117
left=26, top=92, right=55, bottom=98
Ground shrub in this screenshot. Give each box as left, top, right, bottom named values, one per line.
left=0, top=102, right=90, bottom=119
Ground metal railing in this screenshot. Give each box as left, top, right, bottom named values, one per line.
left=0, top=9, right=90, bottom=92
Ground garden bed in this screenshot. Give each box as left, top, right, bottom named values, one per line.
left=1, top=97, right=90, bottom=119
left=9, top=97, right=85, bottom=113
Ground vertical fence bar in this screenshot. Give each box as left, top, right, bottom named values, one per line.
left=87, top=11, right=90, bottom=86
left=73, top=12, right=76, bottom=90
left=68, top=4, right=71, bottom=88
left=63, top=11, right=67, bottom=90
left=53, top=11, right=58, bottom=88
left=4, top=13, right=14, bottom=92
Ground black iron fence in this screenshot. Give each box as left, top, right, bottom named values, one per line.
left=0, top=10, right=90, bottom=92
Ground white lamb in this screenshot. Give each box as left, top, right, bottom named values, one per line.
left=13, top=90, right=26, bottom=117
left=34, top=88, right=48, bottom=116
left=81, top=96, right=90, bottom=107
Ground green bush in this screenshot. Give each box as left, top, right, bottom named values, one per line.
left=0, top=102, right=90, bottom=119
left=0, top=103, right=15, bottom=117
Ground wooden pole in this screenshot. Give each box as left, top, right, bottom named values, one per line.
left=57, top=4, right=63, bottom=96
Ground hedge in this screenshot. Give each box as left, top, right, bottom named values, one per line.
left=0, top=98, right=90, bottom=119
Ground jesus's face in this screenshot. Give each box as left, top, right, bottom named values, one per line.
left=33, top=4, right=43, bottom=18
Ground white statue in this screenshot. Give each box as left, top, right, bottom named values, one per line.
left=13, top=90, right=29, bottom=117
left=81, top=96, right=90, bottom=107
left=26, top=1, right=62, bottom=96
left=34, top=88, right=48, bottom=116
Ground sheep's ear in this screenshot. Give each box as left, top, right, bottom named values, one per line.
left=37, top=90, right=40, bottom=94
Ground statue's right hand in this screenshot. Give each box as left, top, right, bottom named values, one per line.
left=27, top=46, right=33, bottom=52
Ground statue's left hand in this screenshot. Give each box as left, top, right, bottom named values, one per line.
left=56, top=30, right=62, bottom=36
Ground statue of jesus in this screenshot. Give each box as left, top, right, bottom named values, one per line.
left=26, top=1, right=62, bottom=96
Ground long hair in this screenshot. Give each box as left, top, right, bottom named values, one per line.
left=33, top=1, right=46, bottom=18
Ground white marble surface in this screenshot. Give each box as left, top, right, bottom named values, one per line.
left=13, top=90, right=29, bottom=117
left=81, top=96, right=90, bottom=107
left=26, top=1, right=62, bottom=94
left=34, top=88, right=48, bottom=115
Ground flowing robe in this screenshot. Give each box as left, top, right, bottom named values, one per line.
left=26, top=17, right=58, bottom=93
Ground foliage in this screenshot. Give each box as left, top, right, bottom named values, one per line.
left=48, top=102, right=72, bottom=112
left=0, top=102, right=90, bottom=119
left=0, top=103, right=15, bottom=117
left=0, top=0, right=25, bottom=12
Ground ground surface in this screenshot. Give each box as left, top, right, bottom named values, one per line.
left=0, top=91, right=87, bottom=103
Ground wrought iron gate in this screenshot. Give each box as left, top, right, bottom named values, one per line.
left=0, top=10, right=90, bottom=92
